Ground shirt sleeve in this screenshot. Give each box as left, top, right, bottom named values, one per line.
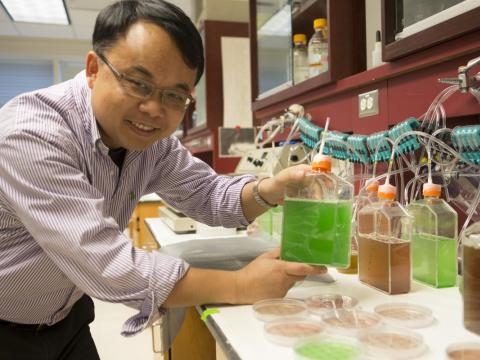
left=0, top=127, right=188, bottom=336
left=147, top=137, right=256, bottom=227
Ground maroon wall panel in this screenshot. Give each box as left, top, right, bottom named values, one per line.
left=387, top=53, right=480, bottom=125
left=307, top=93, right=354, bottom=132
left=305, top=82, right=390, bottom=136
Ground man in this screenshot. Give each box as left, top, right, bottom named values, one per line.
left=0, top=1, right=325, bottom=359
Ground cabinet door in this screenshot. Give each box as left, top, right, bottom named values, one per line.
left=163, top=307, right=216, bottom=360
left=132, top=201, right=163, bottom=251
left=255, top=0, right=292, bottom=97
left=382, top=0, right=480, bottom=60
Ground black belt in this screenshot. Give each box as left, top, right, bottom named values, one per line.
left=0, top=295, right=93, bottom=333
left=0, top=318, right=50, bottom=331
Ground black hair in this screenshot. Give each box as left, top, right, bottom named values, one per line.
left=92, top=0, right=204, bottom=84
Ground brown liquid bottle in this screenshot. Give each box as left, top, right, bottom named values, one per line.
left=357, top=183, right=412, bottom=294
left=462, top=222, right=480, bottom=335
left=338, top=179, right=379, bottom=274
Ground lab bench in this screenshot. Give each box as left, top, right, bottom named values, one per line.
left=145, top=217, right=479, bottom=360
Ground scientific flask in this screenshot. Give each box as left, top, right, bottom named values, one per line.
left=407, top=182, right=458, bottom=288
left=281, top=154, right=353, bottom=267
left=357, top=183, right=412, bottom=294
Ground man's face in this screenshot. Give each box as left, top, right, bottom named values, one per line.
left=86, top=21, right=197, bottom=150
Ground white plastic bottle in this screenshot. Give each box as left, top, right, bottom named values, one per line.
left=293, top=34, right=309, bottom=84
left=371, top=30, right=385, bottom=68
left=308, top=18, right=328, bottom=77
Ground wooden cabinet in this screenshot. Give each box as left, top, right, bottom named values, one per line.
left=249, top=0, right=366, bottom=115
left=382, top=0, right=480, bottom=61
left=248, top=1, right=480, bottom=133
left=181, top=20, right=249, bottom=174
left=162, top=307, right=216, bottom=360
left=129, top=201, right=163, bottom=251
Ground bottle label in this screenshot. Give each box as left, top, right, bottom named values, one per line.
left=308, top=53, right=328, bottom=77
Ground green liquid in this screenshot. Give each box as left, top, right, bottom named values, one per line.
left=412, top=233, right=457, bottom=288
left=271, top=206, right=283, bottom=243
left=281, top=199, right=352, bottom=267
left=295, top=341, right=360, bottom=360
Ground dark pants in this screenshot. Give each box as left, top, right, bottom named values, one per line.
left=0, top=295, right=100, bottom=360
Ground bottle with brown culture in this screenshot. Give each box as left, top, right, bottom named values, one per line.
left=357, top=183, right=413, bottom=294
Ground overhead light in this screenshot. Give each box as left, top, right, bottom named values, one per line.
left=1, top=0, right=70, bottom=25
left=258, top=4, right=291, bottom=37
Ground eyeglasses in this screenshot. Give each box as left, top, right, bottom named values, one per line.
left=97, top=53, right=194, bottom=112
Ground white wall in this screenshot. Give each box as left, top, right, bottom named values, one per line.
left=197, top=0, right=249, bottom=24
left=0, top=36, right=90, bottom=62
left=0, top=36, right=90, bottom=83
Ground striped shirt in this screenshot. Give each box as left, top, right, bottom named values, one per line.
left=0, top=71, right=254, bottom=336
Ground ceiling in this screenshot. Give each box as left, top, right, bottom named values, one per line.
left=0, top=0, right=195, bottom=40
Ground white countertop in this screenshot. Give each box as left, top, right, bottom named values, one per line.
left=205, top=270, right=478, bottom=360
left=146, top=217, right=480, bottom=359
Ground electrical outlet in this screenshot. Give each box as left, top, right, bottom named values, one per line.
left=358, top=90, right=379, bottom=117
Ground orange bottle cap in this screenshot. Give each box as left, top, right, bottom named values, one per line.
left=293, top=34, right=307, bottom=43
left=365, top=179, right=379, bottom=193
left=312, top=154, right=331, bottom=172
left=423, top=182, right=441, bottom=197
left=314, top=18, right=327, bottom=29
left=378, top=183, right=396, bottom=200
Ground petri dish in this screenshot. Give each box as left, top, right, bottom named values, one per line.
left=306, top=294, right=358, bottom=316
left=253, top=298, right=307, bottom=322
left=321, top=309, right=382, bottom=336
left=264, top=317, right=325, bottom=347
left=446, top=342, right=480, bottom=360
left=374, top=302, right=433, bottom=328
left=358, top=327, right=426, bottom=359
left=294, top=335, right=363, bottom=360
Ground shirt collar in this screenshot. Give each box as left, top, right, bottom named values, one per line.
left=71, top=71, right=109, bottom=155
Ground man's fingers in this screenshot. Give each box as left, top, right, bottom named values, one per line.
left=284, top=262, right=327, bottom=277
left=310, top=265, right=328, bottom=275
left=287, top=275, right=307, bottom=282
left=273, top=164, right=309, bottom=188
left=284, top=165, right=309, bottom=185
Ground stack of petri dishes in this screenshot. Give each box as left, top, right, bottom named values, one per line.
left=253, top=296, right=433, bottom=359
left=253, top=298, right=307, bottom=322
left=321, top=309, right=383, bottom=336
left=374, top=302, right=434, bottom=328
left=306, top=294, right=358, bottom=317
left=254, top=298, right=326, bottom=347
left=358, top=327, right=426, bottom=359
left=264, top=317, right=325, bottom=346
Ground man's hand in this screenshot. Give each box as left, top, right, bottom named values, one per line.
left=234, top=248, right=327, bottom=304
left=162, top=248, right=326, bottom=308
left=257, top=164, right=310, bottom=206
left=241, top=164, right=310, bottom=221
